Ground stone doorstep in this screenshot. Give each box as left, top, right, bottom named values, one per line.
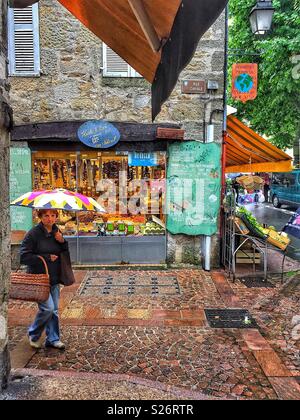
left=10, top=368, right=226, bottom=400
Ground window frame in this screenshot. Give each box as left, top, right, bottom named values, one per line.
left=8, top=3, right=41, bottom=77
left=102, top=43, right=142, bottom=78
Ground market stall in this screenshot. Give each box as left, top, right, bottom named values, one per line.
left=222, top=190, right=291, bottom=282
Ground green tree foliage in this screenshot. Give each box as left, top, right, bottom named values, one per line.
left=229, top=0, right=300, bottom=149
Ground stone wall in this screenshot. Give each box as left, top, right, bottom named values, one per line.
left=10, top=0, right=225, bottom=140
left=0, top=0, right=11, bottom=390
left=10, top=0, right=226, bottom=267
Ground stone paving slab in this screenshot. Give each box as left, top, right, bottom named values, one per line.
left=268, top=377, right=300, bottom=401
left=241, top=330, right=272, bottom=351
left=253, top=350, right=292, bottom=378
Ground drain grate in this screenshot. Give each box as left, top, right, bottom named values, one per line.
left=240, top=278, right=276, bottom=289
left=205, top=309, right=259, bottom=329
left=80, top=274, right=181, bottom=297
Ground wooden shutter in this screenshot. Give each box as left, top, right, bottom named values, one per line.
left=103, top=44, right=141, bottom=78
left=8, top=4, right=40, bottom=76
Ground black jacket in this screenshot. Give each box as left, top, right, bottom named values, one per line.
left=20, top=223, right=69, bottom=286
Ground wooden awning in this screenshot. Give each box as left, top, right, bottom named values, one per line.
left=11, top=0, right=228, bottom=120
left=226, top=115, right=293, bottom=173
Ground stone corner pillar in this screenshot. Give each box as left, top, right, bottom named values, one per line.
left=0, top=0, right=11, bottom=390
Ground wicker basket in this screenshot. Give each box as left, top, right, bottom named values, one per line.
left=10, top=256, right=50, bottom=303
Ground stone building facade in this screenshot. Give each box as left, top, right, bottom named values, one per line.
left=0, top=0, right=11, bottom=390
left=10, top=0, right=226, bottom=266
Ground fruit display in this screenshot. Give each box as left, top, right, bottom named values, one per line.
left=141, top=221, right=165, bottom=236
left=262, top=229, right=290, bottom=251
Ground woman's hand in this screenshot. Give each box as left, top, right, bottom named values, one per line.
left=50, top=254, right=59, bottom=262
left=55, top=231, right=65, bottom=243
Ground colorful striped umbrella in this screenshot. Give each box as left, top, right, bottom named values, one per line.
left=10, top=189, right=105, bottom=212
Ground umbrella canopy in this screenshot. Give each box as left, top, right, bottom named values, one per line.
left=10, top=189, right=106, bottom=212
left=11, top=0, right=228, bottom=120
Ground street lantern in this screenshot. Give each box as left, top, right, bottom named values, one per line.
left=249, top=0, right=275, bottom=35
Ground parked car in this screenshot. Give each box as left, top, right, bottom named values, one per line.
left=270, top=170, right=300, bottom=208
left=283, top=207, right=300, bottom=239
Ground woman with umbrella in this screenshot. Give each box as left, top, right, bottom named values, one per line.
left=12, top=188, right=105, bottom=350
left=20, top=209, right=68, bottom=350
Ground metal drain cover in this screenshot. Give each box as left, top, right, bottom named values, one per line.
left=80, top=274, right=181, bottom=297
left=240, top=278, right=276, bottom=289
left=205, top=309, right=258, bottom=329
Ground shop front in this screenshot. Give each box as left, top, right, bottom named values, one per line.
left=11, top=121, right=182, bottom=266
left=32, top=150, right=167, bottom=264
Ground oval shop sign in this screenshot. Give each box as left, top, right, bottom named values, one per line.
left=77, top=120, right=121, bottom=149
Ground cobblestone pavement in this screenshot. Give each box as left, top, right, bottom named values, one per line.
left=7, top=269, right=300, bottom=400
left=25, top=326, right=276, bottom=400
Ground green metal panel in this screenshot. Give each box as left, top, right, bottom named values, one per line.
left=10, top=147, right=33, bottom=231
left=167, top=142, right=221, bottom=236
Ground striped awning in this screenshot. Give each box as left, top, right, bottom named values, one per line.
left=11, top=0, right=228, bottom=120
left=226, top=115, right=293, bottom=173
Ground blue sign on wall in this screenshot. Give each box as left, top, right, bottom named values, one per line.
left=77, top=120, right=121, bottom=149
left=128, top=152, right=158, bottom=167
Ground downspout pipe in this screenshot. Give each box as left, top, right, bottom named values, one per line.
left=220, top=4, right=229, bottom=267
left=204, top=5, right=229, bottom=272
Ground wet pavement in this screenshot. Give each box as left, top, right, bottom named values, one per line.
left=247, top=203, right=300, bottom=261
left=5, top=269, right=300, bottom=400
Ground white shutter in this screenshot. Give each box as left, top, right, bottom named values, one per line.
left=8, top=4, right=40, bottom=76
left=103, top=44, right=141, bottom=78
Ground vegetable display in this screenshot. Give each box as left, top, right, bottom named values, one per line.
left=237, top=207, right=267, bottom=239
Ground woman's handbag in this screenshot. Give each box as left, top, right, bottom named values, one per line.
left=60, top=250, right=75, bottom=286
left=10, top=256, right=50, bottom=303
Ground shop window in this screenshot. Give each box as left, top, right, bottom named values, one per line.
left=8, top=4, right=40, bottom=76
left=32, top=151, right=166, bottom=238
left=102, top=44, right=141, bottom=78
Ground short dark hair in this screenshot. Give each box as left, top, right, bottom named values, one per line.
left=37, top=209, right=59, bottom=218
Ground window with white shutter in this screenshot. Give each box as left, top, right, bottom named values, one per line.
left=8, top=4, right=40, bottom=76
left=103, top=44, right=142, bottom=78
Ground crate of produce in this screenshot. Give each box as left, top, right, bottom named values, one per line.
left=234, top=217, right=250, bottom=235
left=237, top=208, right=268, bottom=240
left=264, top=229, right=290, bottom=251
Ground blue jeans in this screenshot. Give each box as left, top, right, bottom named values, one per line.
left=28, top=285, right=60, bottom=345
